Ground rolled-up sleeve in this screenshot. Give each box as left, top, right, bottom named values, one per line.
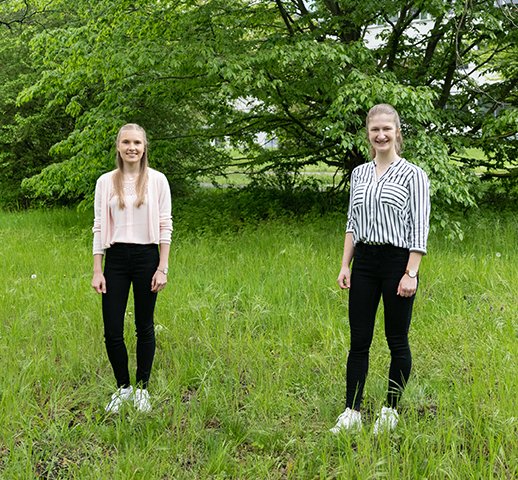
left=408, top=169, right=430, bottom=254
left=345, top=171, right=356, bottom=234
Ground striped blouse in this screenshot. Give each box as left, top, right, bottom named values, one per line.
left=346, top=158, right=430, bottom=254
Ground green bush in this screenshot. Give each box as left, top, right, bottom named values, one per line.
left=174, top=180, right=345, bottom=236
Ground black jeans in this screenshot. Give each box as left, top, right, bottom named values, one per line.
left=102, top=243, right=159, bottom=389
left=346, top=243, right=416, bottom=410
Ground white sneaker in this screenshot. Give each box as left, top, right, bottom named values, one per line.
left=134, top=388, right=152, bottom=413
left=373, top=406, right=399, bottom=435
left=105, top=386, right=133, bottom=413
left=330, top=407, right=362, bottom=434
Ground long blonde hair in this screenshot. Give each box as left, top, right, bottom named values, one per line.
left=112, top=123, right=149, bottom=209
left=366, top=104, right=403, bottom=159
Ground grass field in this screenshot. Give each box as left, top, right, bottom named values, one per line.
left=0, top=203, right=516, bottom=479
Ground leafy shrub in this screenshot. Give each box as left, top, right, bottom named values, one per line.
left=173, top=178, right=345, bottom=236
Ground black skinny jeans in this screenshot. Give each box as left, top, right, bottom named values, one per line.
left=102, top=243, right=159, bottom=389
left=346, top=243, right=416, bottom=411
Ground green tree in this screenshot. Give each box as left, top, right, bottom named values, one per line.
left=0, top=0, right=77, bottom=207
left=4, top=0, right=516, bottom=218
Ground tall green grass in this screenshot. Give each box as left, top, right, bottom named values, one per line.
left=0, top=206, right=516, bottom=479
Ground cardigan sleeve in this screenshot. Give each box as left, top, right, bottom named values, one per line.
left=92, top=172, right=113, bottom=255
left=92, top=177, right=105, bottom=255
left=157, top=172, right=173, bottom=244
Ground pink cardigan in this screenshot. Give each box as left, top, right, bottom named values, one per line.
left=92, top=168, right=173, bottom=255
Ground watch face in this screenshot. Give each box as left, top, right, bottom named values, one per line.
left=408, top=270, right=417, bottom=278
left=163, top=267, right=169, bottom=275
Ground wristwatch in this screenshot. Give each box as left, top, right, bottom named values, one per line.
left=405, top=269, right=418, bottom=278
left=157, top=267, right=169, bottom=275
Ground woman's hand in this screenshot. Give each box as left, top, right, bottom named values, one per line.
left=397, top=274, right=417, bottom=297
left=337, top=266, right=351, bottom=289
left=91, top=272, right=106, bottom=294
left=151, top=270, right=168, bottom=293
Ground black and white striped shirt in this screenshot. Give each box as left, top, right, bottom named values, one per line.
left=346, top=159, right=430, bottom=253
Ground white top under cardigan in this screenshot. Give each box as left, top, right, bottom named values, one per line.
left=92, top=168, right=173, bottom=255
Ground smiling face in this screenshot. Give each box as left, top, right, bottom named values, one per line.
left=368, top=113, right=400, bottom=157
left=117, top=129, right=146, bottom=168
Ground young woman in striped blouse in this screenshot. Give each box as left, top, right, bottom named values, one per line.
left=331, top=104, right=430, bottom=435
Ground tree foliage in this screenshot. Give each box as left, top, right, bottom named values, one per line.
left=1, top=0, right=516, bottom=216
left=0, top=0, right=77, bottom=207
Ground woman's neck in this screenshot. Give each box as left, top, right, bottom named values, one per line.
left=122, top=165, right=141, bottom=178
left=374, top=152, right=399, bottom=167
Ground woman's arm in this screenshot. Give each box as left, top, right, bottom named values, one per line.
left=151, top=243, right=170, bottom=293
left=92, top=178, right=107, bottom=293
left=408, top=168, right=430, bottom=253
left=152, top=174, right=173, bottom=293
left=337, top=232, right=355, bottom=289
left=91, top=254, right=106, bottom=294
left=157, top=242, right=170, bottom=273
left=397, top=250, right=423, bottom=297
left=399, top=167, right=430, bottom=297
left=338, top=169, right=357, bottom=290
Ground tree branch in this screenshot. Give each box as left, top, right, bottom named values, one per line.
left=321, top=0, right=341, bottom=16
left=384, top=2, right=422, bottom=70
left=274, top=0, right=295, bottom=36
left=417, top=14, right=447, bottom=81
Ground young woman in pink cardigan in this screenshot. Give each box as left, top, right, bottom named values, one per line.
left=91, top=123, right=172, bottom=413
